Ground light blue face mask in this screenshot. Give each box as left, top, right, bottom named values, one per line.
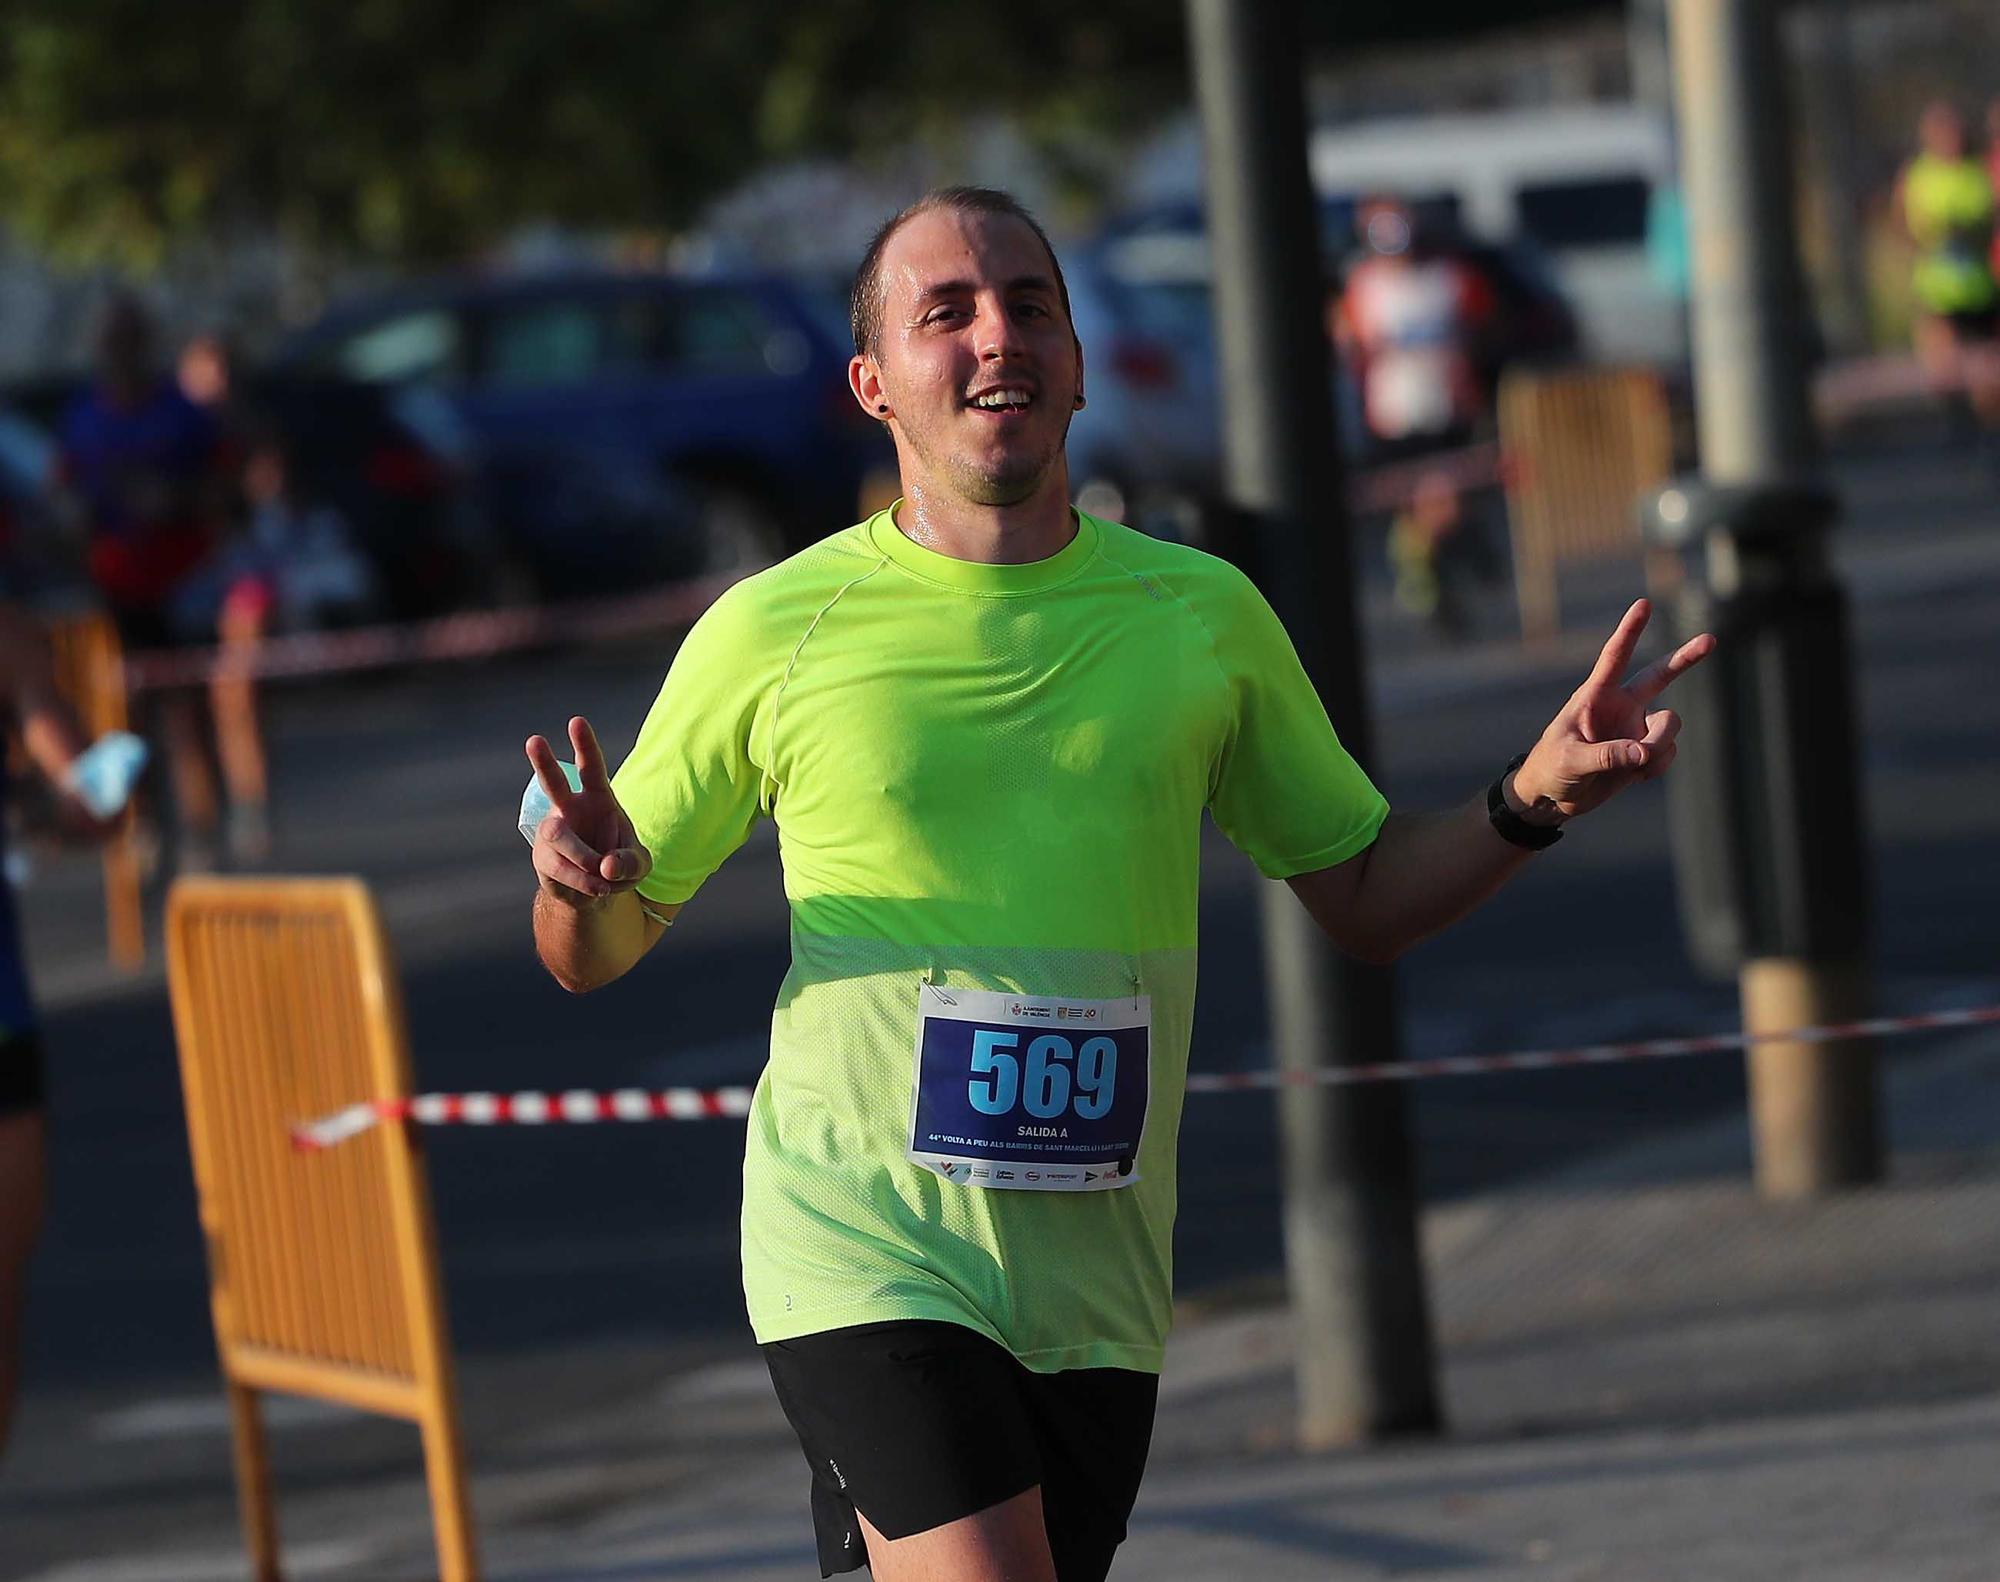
left=64, top=731, right=149, bottom=820
left=518, top=760, right=584, bottom=844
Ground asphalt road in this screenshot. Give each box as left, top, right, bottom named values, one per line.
left=4, top=437, right=1997, bottom=1577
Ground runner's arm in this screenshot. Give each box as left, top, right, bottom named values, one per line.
left=0, top=606, right=91, bottom=784
left=1285, top=798, right=1534, bottom=965
left=541, top=580, right=778, bottom=995
left=1288, top=600, right=1709, bottom=962
left=531, top=885, right=673, bottom=994
left=526, top=717, right=675, bottom=994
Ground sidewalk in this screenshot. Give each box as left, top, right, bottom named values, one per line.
left=373, top=1023, right=2000, bottom=1582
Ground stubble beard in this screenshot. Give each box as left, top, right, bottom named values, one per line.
left=907, top=404, right=1075, bottom=508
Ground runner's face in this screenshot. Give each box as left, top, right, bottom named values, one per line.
left=864, top=210, right=1083, bottom=507
left=1920, top=107, right=1965, bottom=159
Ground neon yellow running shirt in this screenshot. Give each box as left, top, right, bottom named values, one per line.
left=1904, top=153, right=1998, bottom=314
left=613, top=508, right=1388, bottom=1373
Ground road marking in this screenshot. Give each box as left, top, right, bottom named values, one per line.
left=90, top=1394, right=365, bottom=1442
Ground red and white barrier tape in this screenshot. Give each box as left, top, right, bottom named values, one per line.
left=291, top=1004, right=2000, bottom=1152
left=296, top=1085, right=755, bottom=1150
left=125, top=572, right=746, bottom=693
left=1183, top=1005, right=2000, bottom=1092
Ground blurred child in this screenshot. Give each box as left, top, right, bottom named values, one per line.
left=235, top=439, right=378, bottom=633
left=170, top=435, right=378, bottom=860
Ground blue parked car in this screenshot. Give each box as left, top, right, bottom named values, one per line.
left=272, top=271, right=880, bottom=588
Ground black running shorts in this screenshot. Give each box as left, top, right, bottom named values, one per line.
left=762, top=1319, right=1159, bottom=1581
left=1944, top=305, right=1999, bottom=340
left=0, top=1032, right=44, bottom=1115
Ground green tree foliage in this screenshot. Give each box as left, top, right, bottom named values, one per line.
left=0, top=0, right=1610, bottom=268
left=0, top=0, right=1181, bottom=268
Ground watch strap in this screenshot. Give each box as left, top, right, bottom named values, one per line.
left=1487, top=752, right=1564, bottom=851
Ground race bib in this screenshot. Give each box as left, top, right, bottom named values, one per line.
left=907, top=983, right=1151, bottom=1192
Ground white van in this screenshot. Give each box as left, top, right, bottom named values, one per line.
left=1309, top=105, right=1682, bottom=366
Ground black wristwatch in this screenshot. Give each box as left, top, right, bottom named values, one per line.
left=1487, top=752, right=1564, bottom=851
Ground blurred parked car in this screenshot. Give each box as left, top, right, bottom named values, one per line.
left=243, top=374, right=494, bottom=620
left=1062, top=252, right=1222, bottom=532
left=461, top=432, right=709, bottom=599
left=271, top=270, right=877, bottom=575
left=0, top=409, right=59, bottom=578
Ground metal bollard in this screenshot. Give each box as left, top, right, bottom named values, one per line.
left=1641, top=478, right=1882, bottom=1194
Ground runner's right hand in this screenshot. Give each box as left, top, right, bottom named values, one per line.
left=524, top=716, right=653, bottom=905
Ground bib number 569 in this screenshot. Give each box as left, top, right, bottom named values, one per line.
left=967, top=1030, right=1117, bottom=1121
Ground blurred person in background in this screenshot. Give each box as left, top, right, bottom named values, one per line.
left=59, top=298, right=219, bottom=652
left=1988, top=98, right=2000, bottom=279
left=173, top=329, right=267, bottom=858
left=58, top=299, right=229, bottom=868
left=226, top=434, right=378, bottom=635
left=0, top=601, right=114, bottom=1458
left=1896, top=102, right=2000, bottom=451
left=1332, top=198, right=1498, bottom=635
left=168, top=432, right=380, bottom=860
left=176, top=332, right=230, bottom=409
left=1335, top=199, right=1497, bottom=454
left=176, top=329, right=258, bottom=504
left=1388, top=470, right=1481, bottom=639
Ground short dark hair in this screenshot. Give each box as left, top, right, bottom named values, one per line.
left=848, top=186, right=1073, bottom=358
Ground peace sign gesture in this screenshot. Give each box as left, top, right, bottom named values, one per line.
left=524, top=716, right=653, bottom=905
left=1510, top=599, right=1717, bottom=823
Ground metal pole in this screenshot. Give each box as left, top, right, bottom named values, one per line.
left=1626, top=0, right=1673, bottom=118
left=1671, top=0, right=1817, bottom=478
left=1188, top=0, right=1440, bottom=1444
left=1796, top=0, right=1874, bottom=355
left=1667, top=0, right=1881, bottom=1197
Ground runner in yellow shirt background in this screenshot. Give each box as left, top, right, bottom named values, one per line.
left=1897, top=101, right=2000, bottom=447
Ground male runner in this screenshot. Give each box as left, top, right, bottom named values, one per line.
left=527, top=187, right=1714, bottom=1582
left=0, top=603, right=111, bottom=1456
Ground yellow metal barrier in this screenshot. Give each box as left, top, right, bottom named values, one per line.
left=44, top=611, right=145, bottom=969
left=1498, top=367, right=1678, bottom=643
left=166, top=876, right=477, bottom=1581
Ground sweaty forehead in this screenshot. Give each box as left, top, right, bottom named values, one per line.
left=880, top=210, right=1056, bottom=314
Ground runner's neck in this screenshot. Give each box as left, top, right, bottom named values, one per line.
left=891, top=474, right=1078, bottom=566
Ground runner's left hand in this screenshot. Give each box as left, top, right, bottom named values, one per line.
left=1510, top=599, right=1716, bottom=823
